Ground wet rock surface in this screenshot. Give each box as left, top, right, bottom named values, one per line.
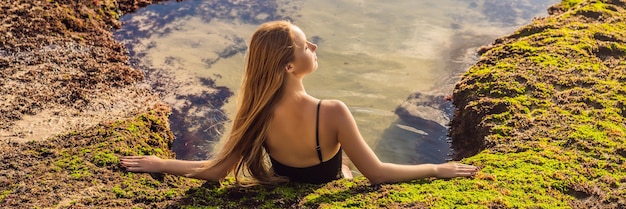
left=0, top=0, right=170, bottom=142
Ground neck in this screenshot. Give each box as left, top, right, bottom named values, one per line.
left=281, top=73, right=311, bottom=102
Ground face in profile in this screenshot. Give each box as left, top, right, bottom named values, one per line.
left=289, top=25, right=318, bottom=75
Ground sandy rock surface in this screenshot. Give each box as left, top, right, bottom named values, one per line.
left=0, top=0, right=170, bottom=143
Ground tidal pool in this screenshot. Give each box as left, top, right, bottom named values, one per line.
left=115, top=0, right=558, bottom=163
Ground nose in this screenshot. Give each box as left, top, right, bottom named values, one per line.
left=309, top=42, right=317, bottom=52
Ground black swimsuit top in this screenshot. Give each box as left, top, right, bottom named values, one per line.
left=269, top=100, right=343, bottom=184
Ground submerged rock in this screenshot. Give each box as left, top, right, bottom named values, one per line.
left=395, top=92, right=453, bottom=129
left=380, top=92, right=454, bottom=164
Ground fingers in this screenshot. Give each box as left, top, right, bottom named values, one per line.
left=120, top=156, right=146, bottom=170
left=452, top=163, right=479, bottom=177
left=121, top=161, right=147, bottom=173
left=121, top=156, right=145, bottom=160
left=120, top=161, right=139, bottom=166
left=120, top=161, right=139, bottom=169
left=124, top=166, right=139, bottom=172
left=456, top=164, right=478, bottom=171
left=119, top=155, right=163, bottom=173
left=120, top=157, right=138, bottom=164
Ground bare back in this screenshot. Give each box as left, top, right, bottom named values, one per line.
left=265, top=98, right=341, bottom=168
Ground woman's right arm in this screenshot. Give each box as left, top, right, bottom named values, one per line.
left=325, top=100, right=478, bottom=184
left=121, top=155, right=235, bottom=181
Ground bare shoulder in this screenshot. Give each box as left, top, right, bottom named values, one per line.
left=321, top=99, right=349, bottom=112
left=320, top=99, right=353, bottom=126
left=321, top=99, right=351, bottom=118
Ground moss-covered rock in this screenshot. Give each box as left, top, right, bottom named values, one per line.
left=0, top=0, right=177, bottom=142
left=450, top=0, right=626, bottom=208
left=0, top=104, right=202, bottom=208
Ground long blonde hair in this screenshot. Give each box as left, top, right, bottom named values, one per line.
left=198, top=20, right=295, bottom=185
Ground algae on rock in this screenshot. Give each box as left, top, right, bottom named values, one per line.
left=0, top=104, right=204, bottom=208
left=449, top=0, right=626, bottom=208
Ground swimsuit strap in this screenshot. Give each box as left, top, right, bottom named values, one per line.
left=315, top=100, right=323, bottom=162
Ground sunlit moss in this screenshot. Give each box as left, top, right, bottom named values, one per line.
left=561, top=0, right=584, bottom=10
left=445, top=0, right=626, bottom=207
left=0, top=190, right=13, bottom=203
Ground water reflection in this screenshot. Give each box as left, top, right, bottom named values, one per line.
left=115, top=0, right=558, bottom=161
left=115, top=0, right=300, bottom=160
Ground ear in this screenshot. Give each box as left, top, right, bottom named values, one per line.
left=285, top=63, right=294, bottom=73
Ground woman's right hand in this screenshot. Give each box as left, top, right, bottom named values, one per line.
left=120, top=155, right=165, bottom=173
left=434, top=162, right=479, bottom=178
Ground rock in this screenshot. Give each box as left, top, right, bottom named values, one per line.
left=395, top=92, right=453, bottom=129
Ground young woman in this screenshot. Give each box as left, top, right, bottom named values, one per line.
left=121, top=20, right=478, bottom=185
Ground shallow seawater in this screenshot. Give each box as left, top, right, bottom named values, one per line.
left=115, top=0, right=559, bottom=163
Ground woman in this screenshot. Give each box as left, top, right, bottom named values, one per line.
left=121, top=20, right=478, bottom=185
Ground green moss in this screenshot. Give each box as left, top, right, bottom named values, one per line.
left=507, top=40, right=539, bottom=54
left=92, top=152, right=119, bottom=166
left=54, top=151, right=92, bottom=179
left=127, top=123, right=139, bottom=133
left=0, top=190, right=12, bottom=202
left=112, top=185, right=128, bottom=198
left=562, top=0, right=584, bottom=10
left=2, top=107, right=201, bottom=208
left=529, top=53, right=568, bottom=68
left=448, top=0, right=626, bottom=207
